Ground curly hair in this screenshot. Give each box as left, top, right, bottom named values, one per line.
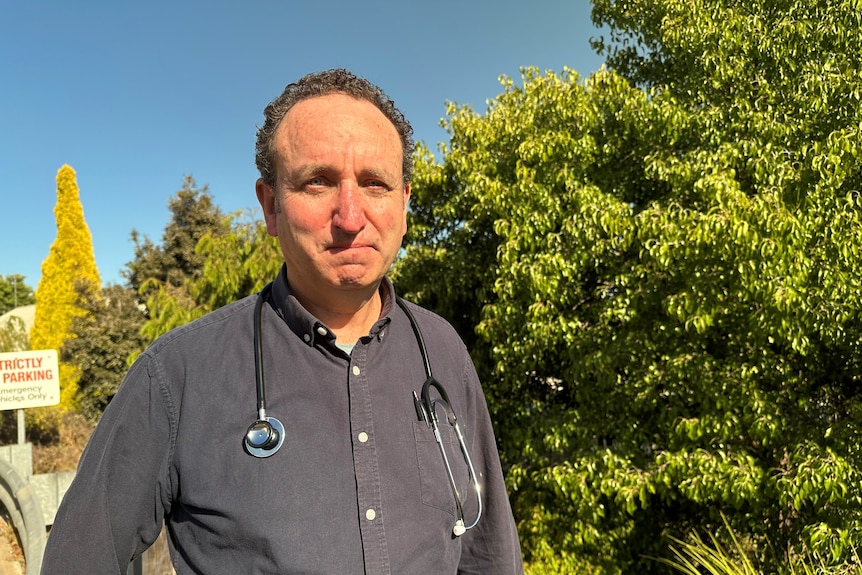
left=255, top=68, right=415, bottom=188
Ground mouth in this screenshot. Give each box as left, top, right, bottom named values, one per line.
left=328, top=243, right=374, bottom=253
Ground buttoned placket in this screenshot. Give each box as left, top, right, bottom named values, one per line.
left=347, top=340, right=391, bottom=574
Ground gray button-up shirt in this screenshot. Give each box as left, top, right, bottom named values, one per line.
left=43, top=268, right=524, bottom=574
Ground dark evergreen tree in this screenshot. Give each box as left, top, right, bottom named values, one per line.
left=62, top=283, right=148, bottom=421
left=125, top=176, right=228, bottom=300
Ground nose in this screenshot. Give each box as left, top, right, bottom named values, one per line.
left=332, top=181, right=367, bottom=234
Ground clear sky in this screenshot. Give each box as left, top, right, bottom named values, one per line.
left=1, top=0, right=605, bottom=289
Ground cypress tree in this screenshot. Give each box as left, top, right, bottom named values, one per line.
left=30, top=165, right=101, bottom=417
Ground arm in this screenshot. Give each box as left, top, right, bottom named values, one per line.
left=41, top=354, right=174, bottom=575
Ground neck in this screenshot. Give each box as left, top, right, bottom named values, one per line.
left=289, top=280, right=384, bottom=345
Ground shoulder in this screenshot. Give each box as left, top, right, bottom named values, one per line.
left=394, top=298, right=463, bottom=342
left=391, top=298, right=474, bottom=371
left=143, top=295, right=258, bottom=360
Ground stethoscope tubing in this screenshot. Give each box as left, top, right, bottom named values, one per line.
left=254, top=283, right=269, bottom=422
left=400, top=299, right=484, bottom=535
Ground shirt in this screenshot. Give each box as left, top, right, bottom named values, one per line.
left=41, top=267, right=524, bottom=574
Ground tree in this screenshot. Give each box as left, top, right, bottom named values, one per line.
left=30, top=165, right=102, bottom=419
left=62, top=283, right=148, bottom=422
left=0, top=316, right=29, bottom=353
left=0, top=274, right=35, bottom=316
left=395, top=0, right=862, bottom=571
left=140, top=210, right=281, bottom=342
left=125, top=175, right=228, bottom=301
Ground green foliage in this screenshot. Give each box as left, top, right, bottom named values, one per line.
left=653, top=515, right=758, bottom=575
left=397, top=0, right=862, bottom=570
left=62, top=283, right=148, bottom=422
left=191, top=210, right=281, bottom=311
left=0, top=316, right=29, bottom=353
left=139, top=211, right=281, bottom=342
left=0, top=274, right=35, bottom=316
left=653, top=515, right=861, bottom=575
left=122, top=176, right=240, bottom=349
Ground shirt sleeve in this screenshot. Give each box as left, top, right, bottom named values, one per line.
left=41, top=353, right=175, bottom=575
left=456, top=353, right=525, bottom=575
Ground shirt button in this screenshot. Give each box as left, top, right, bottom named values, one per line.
left=303, top=334, right=311, bottom=343
left=352, top=366, right=360, bottom=376
left=316, top=326, right=327, bottom=336
left=365, top=509, right=376, bottom=521
left=358, top=432, right=368, bottom=443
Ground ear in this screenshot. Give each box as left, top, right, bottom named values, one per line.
left=256, top=179, right=279, bottom=237
left=402, top=184, right=411, bottom=236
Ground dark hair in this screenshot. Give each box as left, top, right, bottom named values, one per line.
left=255, top=68, right=414, bottom=188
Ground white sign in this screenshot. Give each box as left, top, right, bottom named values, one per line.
left=0, top=349, right=60, bottom=410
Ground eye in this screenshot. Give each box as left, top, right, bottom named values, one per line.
left=299, top=175, right=333, bottom=193
left=363, top=177, right=394, bottom=194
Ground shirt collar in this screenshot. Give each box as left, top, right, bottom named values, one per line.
left=269, top=265, right=394, bottom=348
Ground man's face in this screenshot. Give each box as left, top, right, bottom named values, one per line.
left=256, top=93, right=410, bottom=305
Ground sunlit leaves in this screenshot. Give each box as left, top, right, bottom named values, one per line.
left=139, top=212, right=281, bottom=342
left=400, top=0, right=862, bottom=567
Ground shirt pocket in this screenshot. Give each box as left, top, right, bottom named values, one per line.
left=413, top=420, right=471, bottom=518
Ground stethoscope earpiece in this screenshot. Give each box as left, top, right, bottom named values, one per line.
left=244, top=416, right=285, bottom=458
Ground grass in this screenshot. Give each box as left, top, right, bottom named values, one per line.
left=652, top=515, right=862, bottom=575
left=653, top=515, right=757, bottom=575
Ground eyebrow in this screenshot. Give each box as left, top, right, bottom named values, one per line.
left=359, top=168, right=399, bottom=184
left=282, top=164, right=400, bottom=187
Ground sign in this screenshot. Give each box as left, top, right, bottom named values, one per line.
left=0, top=349, right=60, bottom=410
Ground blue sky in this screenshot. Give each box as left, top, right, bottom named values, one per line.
left=1, top=0, right=605, bottom=289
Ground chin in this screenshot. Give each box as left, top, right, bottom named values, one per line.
left=334, top=276, right=374, bottom=289
left=331, top=269, right=384, bottom=289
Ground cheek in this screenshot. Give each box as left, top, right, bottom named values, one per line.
left=279, top=200, right=327, bottom=234
left=376, top=214, right=404, bottom=238
left=372, top=200, right=408, bottom=230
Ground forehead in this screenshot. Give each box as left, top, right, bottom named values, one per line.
left=275, top=94, right=402, bottom=159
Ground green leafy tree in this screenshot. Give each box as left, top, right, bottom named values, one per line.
left=140, top=210, right=281, bottom=343
left=62, top=283, right=148, bottom=421
left=30, top=165, right=102, bottom=418
left=0, top=274, right=35, bottom=316
left=395, top=0, right=862, bottom=571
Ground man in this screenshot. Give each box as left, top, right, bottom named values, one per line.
left=42, top=69, right=523, bottom=574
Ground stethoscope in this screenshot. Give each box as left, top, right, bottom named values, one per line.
left=243, top=283, right=483, bottom=537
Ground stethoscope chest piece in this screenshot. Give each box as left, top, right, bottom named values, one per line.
left=244, top=416, right=285, bottom=458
